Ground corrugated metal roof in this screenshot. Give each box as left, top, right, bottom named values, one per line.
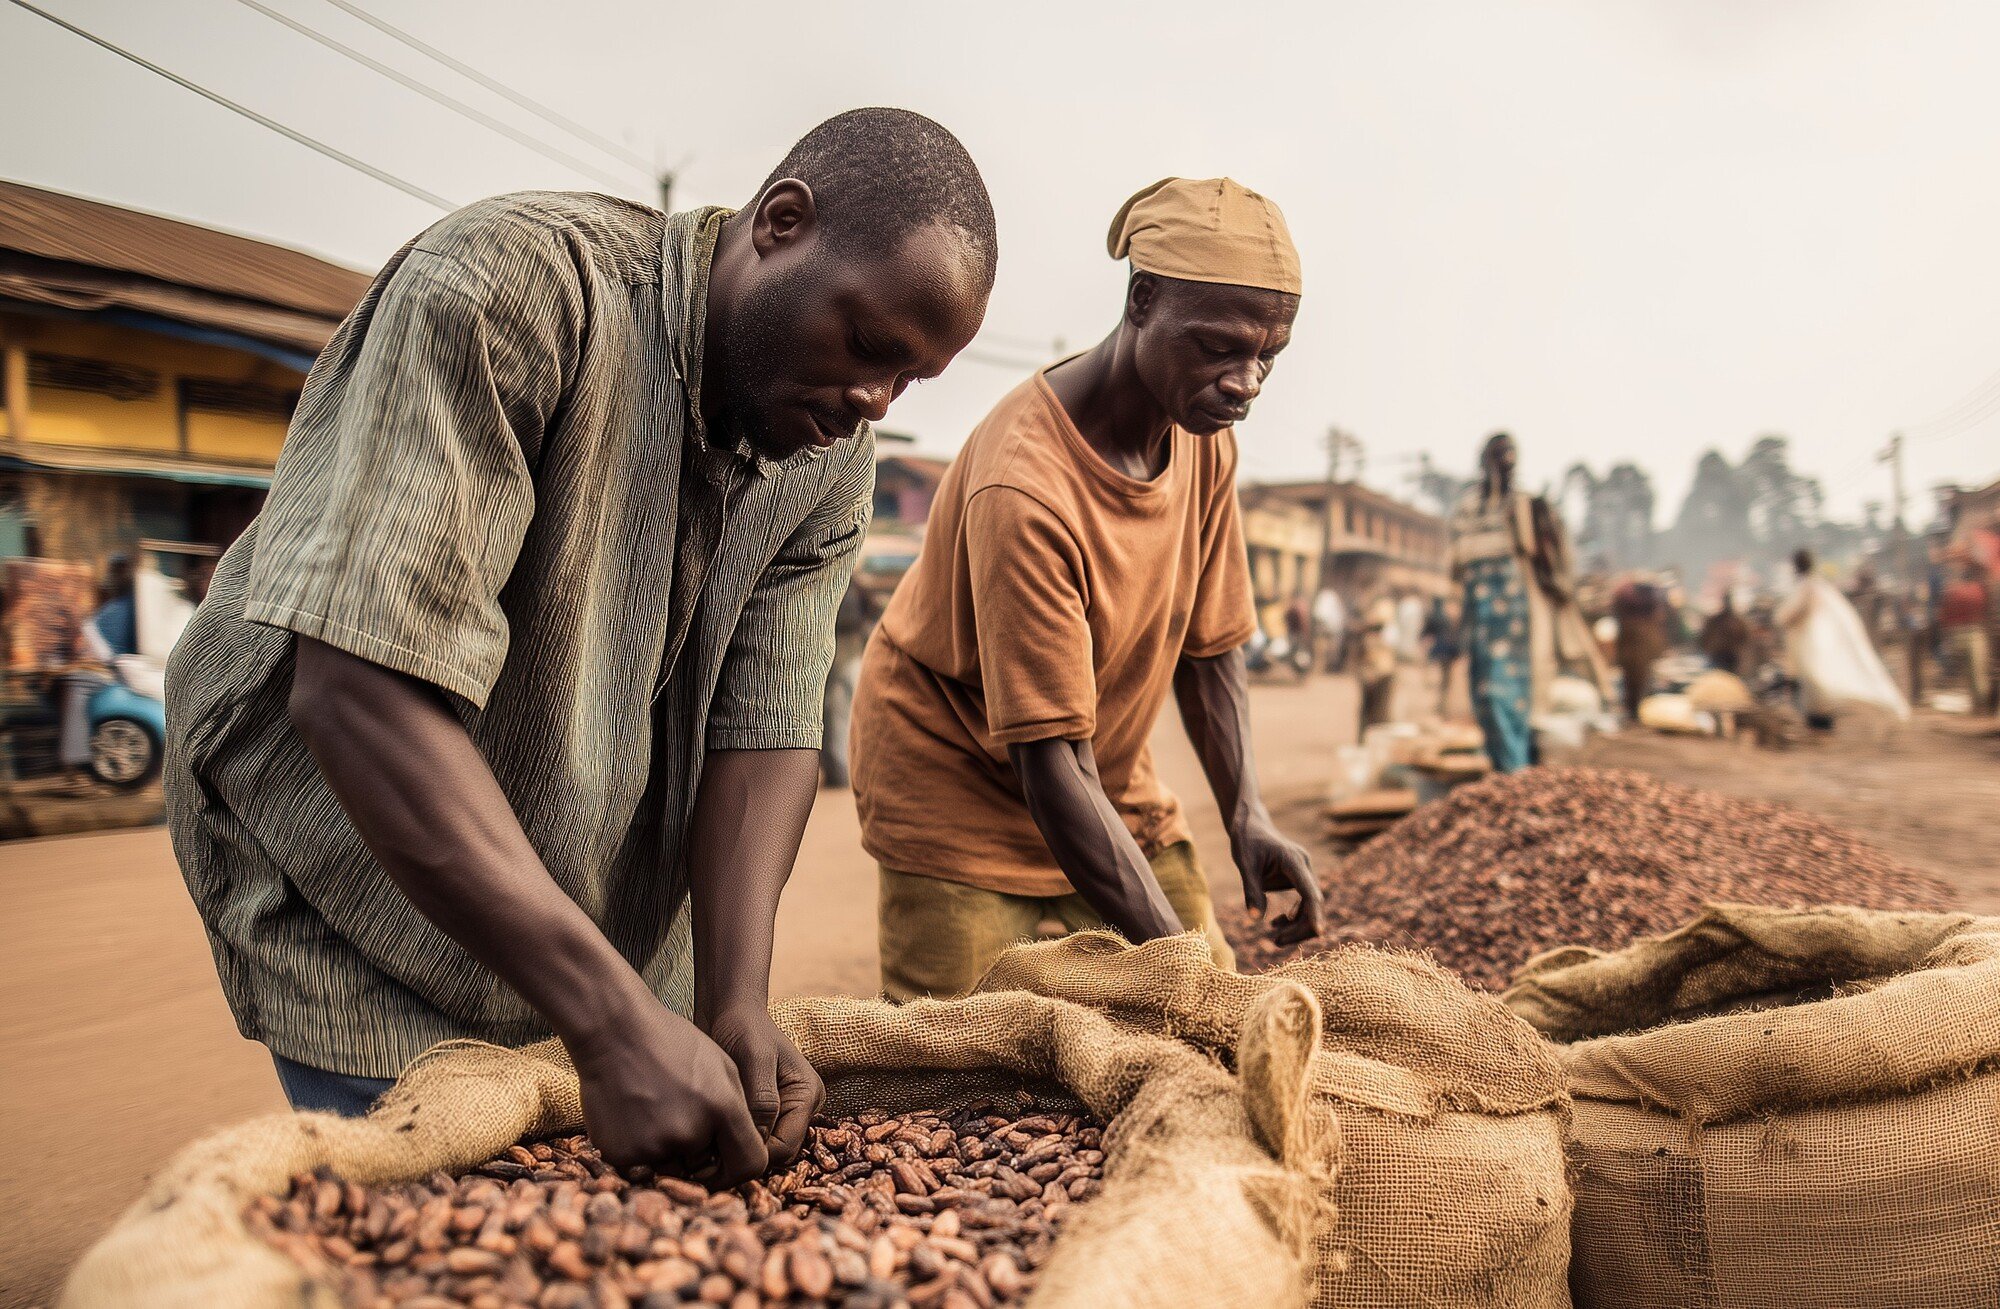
left=0, top=181, right=369, bottom=319
left=0, top=251, right=342, bottom=357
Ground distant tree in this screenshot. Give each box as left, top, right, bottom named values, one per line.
left=1660, top=450, right=1753, bottom=585
left=1739, top=435, right=1825, bottom=556
left=1410, top=454, right=1473, bottom=517
left=1561, top=460, right=1657, bottom=572
left=1654, top=436, right=1863, bottom=587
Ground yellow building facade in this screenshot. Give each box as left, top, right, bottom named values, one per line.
left=0, top=181, right=365, bottom=568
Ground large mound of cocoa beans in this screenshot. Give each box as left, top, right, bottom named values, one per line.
left=248, top=1098, right=1103, bottom=1308
left=1223, top=765, right=1959, bottom=989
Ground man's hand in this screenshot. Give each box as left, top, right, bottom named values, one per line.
left=1173, top=649, right=1324, bottom=947
left=286, top=641, right=770, bottom=1183
left=701, top=1003, right=826, bottom=1168
left=1232, top=817, right=1325, bottom=946
left=567, top=999, right=770, bottom=1187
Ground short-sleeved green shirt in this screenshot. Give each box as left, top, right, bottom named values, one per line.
left=165, top=194, right=874, bottom=1077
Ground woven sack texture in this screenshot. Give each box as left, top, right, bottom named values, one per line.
left=64, top=974, right=1334, bottom=1309
left=1504, top=903, right=2000, bottom=1309
left=977, top=931, right=1573, bottom=1309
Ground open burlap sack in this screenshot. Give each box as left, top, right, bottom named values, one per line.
left=1503, top=903, right=2000, bottom=1309
left=63, top=977, right=1332, bottom=1309
left=977, top=931, right=1573, bottom=1309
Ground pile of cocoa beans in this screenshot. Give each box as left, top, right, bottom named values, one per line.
left=1223, top=765, right=1959, bottom=989
left=248, top=1098, right=1102, bottom=1308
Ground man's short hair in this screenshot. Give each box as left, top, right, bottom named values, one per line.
left=756, top=108, right=997, bottom=286
left=1793, top=548, right=1815, bottom=575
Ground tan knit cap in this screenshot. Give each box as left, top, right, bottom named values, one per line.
left=1107, top=177, right=1301, bottom=295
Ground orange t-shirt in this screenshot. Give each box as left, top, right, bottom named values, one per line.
left=851, top=371, right=1257, bottom=896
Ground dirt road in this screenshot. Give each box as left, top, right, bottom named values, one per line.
left=8, top=671, right=1987, bottom=1306
left=0, top=671, right=1359, bottom=1308
left=1577, top=712, right=2000, bottom=913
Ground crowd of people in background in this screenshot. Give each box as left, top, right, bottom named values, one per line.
left=823, top=428, right=1998, bottom=789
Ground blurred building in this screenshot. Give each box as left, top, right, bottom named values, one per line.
left=1240, top=479, right=1449, bottom=607
left=850, top=445, right=945, bottom=598
left=871, top=452, right=950, bottom=532
left=1241, top=498, right=1323, bottom=636
left=0, top=183, right=367, bottom=566
left=1943, top=476, right=2000, bottom=567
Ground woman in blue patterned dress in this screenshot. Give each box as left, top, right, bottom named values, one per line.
left=1449, top=433, right=1610, bottom=772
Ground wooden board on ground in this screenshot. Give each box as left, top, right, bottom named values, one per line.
left=1328, top=816, right=1402, bottom=841
left=1416, top=754, right=1491, bottom=779
left=1329, top=788, right=1419, bottom=819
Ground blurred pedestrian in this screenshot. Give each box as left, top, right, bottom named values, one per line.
left=1777, top=549, right=1909, bottom=722
left=1312, top=583, right=1348, bottom=672
left=1357, top=595, right=1399, bottom=737
left=58, top=554, right=137, bottom=792
left=1397, top=590, right=1426, bottom=663
left=1698, top=592, right=1752, bottom=676
left=820, top=579, right=881, bottom=789
left=1939, top=557, right=1991, bottom=713
left=1420, top=595, right=1460, bottom=713
left=1611, top=575, right=1670, bottom=721
left=1448, top=432, right=1611, bottom=772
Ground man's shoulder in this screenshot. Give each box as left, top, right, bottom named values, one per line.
left=956, top=377, right=1078, bottom=499
left=411, top=192, right=665, bottom=286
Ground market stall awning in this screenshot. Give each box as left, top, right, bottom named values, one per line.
left=0, top=447, right=271, bottom=489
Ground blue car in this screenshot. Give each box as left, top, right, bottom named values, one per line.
left=85, top=666, right=166, bottom=789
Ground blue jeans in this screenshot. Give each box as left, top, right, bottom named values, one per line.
left=271, top=1052, right=396, bottom=1118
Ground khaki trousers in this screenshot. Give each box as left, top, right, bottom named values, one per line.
left=1947, top=626, right=1991, bottom=709
left=878, top=841, right=1236, bottom=1001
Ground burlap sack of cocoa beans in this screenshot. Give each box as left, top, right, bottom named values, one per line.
left=976, top=931, right=1573, bottom=1309
left=1503, top=903, right=2000, bottom=1309
left=63, top=974, right=1334, bottom=1309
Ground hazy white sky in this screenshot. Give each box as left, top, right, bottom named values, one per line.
left=5, top=0, right=1998, bottom=523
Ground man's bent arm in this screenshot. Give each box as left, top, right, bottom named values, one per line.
left=1007, top=737, right=1183, bottom=942
left=687, top=748, right=825, bottom=1162
left=288, top=637, right=767, bottom=1180
left=1172, top=648, right=1325, bottom=943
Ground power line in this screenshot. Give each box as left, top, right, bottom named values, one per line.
left=229, top=0, right=644, bottom=195
left=317, top=0, right=651, bottom=173
left=958, top=346, right=1048, bottom=370
left=1907, top=361, right=2000, bottom=440
left=1912, top=388, right=2000, bottom=445
left=977, top=327, right=1061, bottom=350
left=7, top=0, right=456, bottom=211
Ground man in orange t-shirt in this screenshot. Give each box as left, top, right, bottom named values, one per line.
left=851, top=178, right=1325, bottom=999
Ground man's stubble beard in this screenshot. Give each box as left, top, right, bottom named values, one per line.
left=709, top=265, right=807, bottom=459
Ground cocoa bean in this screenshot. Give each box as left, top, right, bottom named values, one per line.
left=1221, top=765, right=1960, bottom=987
left=253, top=1100, right=1105, bottom=1306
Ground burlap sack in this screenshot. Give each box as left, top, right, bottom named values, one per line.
left=1503, top=903, right=2000, bottom=1309
left=63, top=976, right=1333, bottom=1309
left=977, top=931, right=1573, bottom=1309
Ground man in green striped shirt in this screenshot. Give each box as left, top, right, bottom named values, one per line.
left=165, top=109, right=994, bottom=1184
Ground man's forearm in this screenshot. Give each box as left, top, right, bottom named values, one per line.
left=1007, top=737, right=1181, bottom=941
left=288, top=638, right=650, bottom=1051
left=1172, top=648, right=1269, bottom=838
left=687, top=748, right=820, bottom=1023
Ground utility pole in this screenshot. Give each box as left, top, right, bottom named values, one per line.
left=1878, top=432, right=1906, bottom=587
left=657, top=169, right=675, bottom=214
left=1320, top=426, right=1362, bottom=591
left=1878, top=431, right=1923, bottom=701
left=1324, top=426, right=1363, bottom=485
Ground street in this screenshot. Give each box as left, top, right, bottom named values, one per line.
left=0, top=671, right=1359, bottom=1309
left=6, top=669, right=1997, bottom=1308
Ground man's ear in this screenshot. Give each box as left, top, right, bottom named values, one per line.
left=751, top=179, right=819, bottom=258
left=1125, top=271, right=1159, bottom=328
